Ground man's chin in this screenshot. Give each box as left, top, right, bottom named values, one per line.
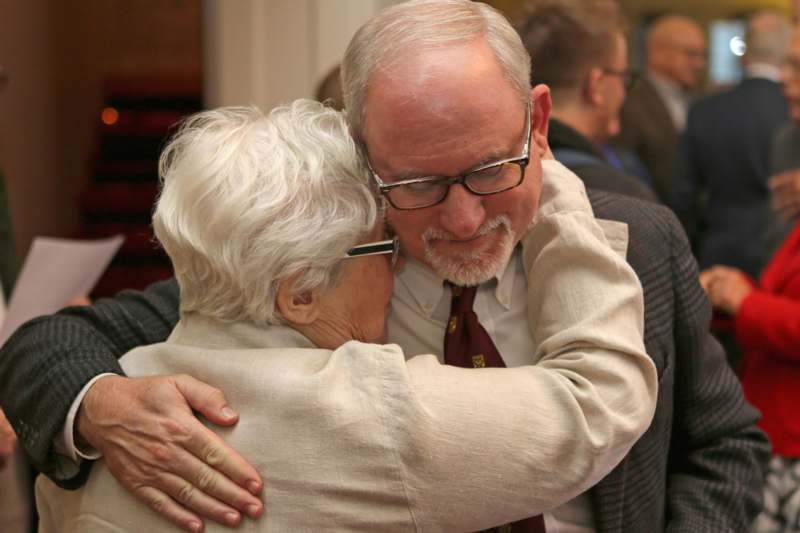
left=424, top=235, right=514, bottom=286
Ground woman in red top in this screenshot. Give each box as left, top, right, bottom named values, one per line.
left=701, top=174, right=800, bottom=532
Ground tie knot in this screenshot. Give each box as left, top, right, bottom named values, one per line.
left=450, top=285, right=478, bottom=314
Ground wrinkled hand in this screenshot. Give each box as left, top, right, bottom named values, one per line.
left=699, top=265, right=753, bottom=315
left=77, top=374, right=264, bottom=532
left=769, top=170, right=800, bottom=221
left=0, top=407, right=17, bottom=470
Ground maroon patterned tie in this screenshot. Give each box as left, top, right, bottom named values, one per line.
left=444, top=285, right=547, bottom=533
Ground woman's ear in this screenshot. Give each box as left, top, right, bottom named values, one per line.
left=276, top=275, right=320, bottom=325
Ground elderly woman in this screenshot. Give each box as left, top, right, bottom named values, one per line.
left=36, top=100, right=655, bottom=532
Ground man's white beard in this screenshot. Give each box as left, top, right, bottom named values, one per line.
left=422, top=215, right=515, bottom=286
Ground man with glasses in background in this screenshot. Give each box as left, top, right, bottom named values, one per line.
left=516, top=0, right=657, bottom=203
left=0, top=1, right=768, bottom=532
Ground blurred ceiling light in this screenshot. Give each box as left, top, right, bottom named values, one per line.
left=101, top=107, right=119, bottom=126
left=730, top=36, right=746, bottom=57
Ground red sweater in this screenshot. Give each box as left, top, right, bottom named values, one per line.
left=737, top=222, right=800, bottom=457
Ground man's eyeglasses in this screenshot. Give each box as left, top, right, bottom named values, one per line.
left=602, top=68, right=639, bottom=91
left=343, top=236, right=400, bottom=270
left=366, top=102, right=532, bottom=210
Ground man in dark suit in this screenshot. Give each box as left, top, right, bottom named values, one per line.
left=0, top=1, right=768, bottom=532
left=516, top=0, right=656, bottom=203
left=615, top=14, right=707, bottom=203
left=673, top=11, right=792, bottom=280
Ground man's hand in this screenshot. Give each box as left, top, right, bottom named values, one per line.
left=769, top=170, right=800, bottom=221
left=699, top=265, right=753, bottom=316
left=0, top=407, right=17, bottom=470
left=77, top=374, right=264, bottom=533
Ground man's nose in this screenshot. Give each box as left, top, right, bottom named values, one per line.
left=438, top=183, right=486, bottom=238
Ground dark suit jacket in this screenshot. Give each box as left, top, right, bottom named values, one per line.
left=615, top=76, right=680, bottom=203
left=0, top=193, right=769, bottom=532
left=673, top=77, right=790, bottom=278
left=548, top=119, right=658, bottom=203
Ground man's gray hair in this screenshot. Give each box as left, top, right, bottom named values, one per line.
left=153, top=100, right=378, bottom=325
left=744, top=11, right=792, bottom=66
left=342, top=0, right=532, bottom=136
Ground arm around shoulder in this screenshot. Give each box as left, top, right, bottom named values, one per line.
left=396, top=201, right=657, bottom=530
left=0, top=278, right=180, bottom=483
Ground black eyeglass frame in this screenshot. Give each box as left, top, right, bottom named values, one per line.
left=601, top=67, right=639, bottom=92
left=365, top=102, right=532, bottom=210
left=343, top=236, right=400, bottom=269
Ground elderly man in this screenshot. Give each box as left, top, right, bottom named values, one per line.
left=516, top=0, right=656, bottom=202
left=673, top=11, right=792, bottom=282
left=615, top=14, right=707, bottom=202
left=0, top=1, right=768, bottom=533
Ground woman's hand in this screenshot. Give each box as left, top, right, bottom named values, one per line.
left=699, top=266, right=753, bottom=316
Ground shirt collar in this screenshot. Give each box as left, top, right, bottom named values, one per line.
left=395, top=249, right=518, bottom=318
left=745, top=63, right=782, bottom=83
left=647, top=71, right=686, bottom=99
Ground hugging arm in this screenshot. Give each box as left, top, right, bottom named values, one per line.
left=398, top=199, right=657, bottom=530
left=0, top=279, right=263, bottom=531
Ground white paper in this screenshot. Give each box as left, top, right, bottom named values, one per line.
left=0, top=235, right=124, bottom=345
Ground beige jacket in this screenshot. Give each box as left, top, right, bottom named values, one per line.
left=36, top=161, right=656, bottom=532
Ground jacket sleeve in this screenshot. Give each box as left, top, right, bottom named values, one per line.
left=665, top=214, right=770, bottom=532
left=735, top=290, right=800, bottom=362
left=0, top=278, right=180, bottom=486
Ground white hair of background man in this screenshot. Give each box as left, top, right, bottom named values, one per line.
left=341, top=0, right=532, bottom=136
left=744, top=11, right=793, bottom=66
left=153, top=100, right=378, bottom=325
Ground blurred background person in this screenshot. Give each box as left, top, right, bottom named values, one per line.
left=700, top=24, right=800, bottom=533
left=770, top=23, right=800, bottom=223
left=615, top=14, right=707, bottom=202
left=673, top=12, right=791, bottom=282
left=516, top=0, right=657, bottom=202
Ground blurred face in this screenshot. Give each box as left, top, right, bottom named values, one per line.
left=652, top=25, right=707, bottom=90
left=599, top=32, right=629, bottom=141
left=782, top=32, right=800, bottom=121
left=361, top=40, right=550, bottom=286
left=316, top=224, right=397, bottom=345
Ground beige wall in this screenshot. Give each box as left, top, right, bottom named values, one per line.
left=0, top=0, right=201, bottom=265
left=203, top=0, right=400, bottom=110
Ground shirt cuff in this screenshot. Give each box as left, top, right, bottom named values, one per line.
left=55, top=373, right=118, bottom=462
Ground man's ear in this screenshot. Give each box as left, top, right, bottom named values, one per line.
left=583, top=67, right=604, bottom=106
left=276, top=275, right=320, bottom=325
left=530, top=84, right=552, bottom=157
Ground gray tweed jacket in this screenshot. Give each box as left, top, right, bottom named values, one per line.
left=0, top=190, right=769, bottom=533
